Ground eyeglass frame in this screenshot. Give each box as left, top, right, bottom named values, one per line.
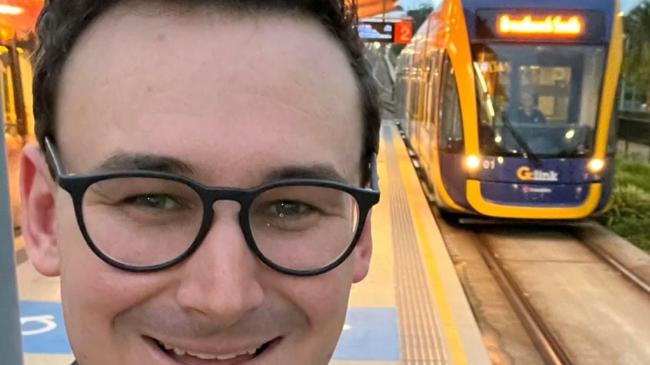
left=43, top=136, right=381, bottom=276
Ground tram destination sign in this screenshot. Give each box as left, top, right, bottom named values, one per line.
left=475, top=10, right=606, bottom=43
left=356, top=19, right=412, bottom=44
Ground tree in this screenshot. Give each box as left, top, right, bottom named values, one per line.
left=407, top=4, right=434, bottom=32
left=623, top=1, right=650, bottom=106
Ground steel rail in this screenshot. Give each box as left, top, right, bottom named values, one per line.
left=476, top=236, right=574, bottom=365
left=578, top=236, right=650, bottom=296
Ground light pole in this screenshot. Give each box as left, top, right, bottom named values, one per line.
left=0, top=111, right=24, bottom=364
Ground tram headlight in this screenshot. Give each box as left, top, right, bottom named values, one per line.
left=464, top=155, right=481, bottom=172
left=587, top=159, right=605, bottom=174
left=565, top=129, right=576, bottom=140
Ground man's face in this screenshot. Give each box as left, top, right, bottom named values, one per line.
left=23, top=5, right=371, bottom=365
left=521, top=93, right=534, bottom=109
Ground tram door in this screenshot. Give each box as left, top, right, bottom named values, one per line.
left=419, top=49, right=442, bottom=175
left=2, top=44, right=35, bottom=232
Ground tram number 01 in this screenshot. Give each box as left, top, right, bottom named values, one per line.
left=482, top=159, right=496, bottom=170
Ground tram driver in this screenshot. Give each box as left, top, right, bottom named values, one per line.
left=19, top=1, right=381, bottom=364
left=515, top=90, right=547, bottom=124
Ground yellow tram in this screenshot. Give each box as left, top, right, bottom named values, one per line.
left=395, top=0, right=623, bottom=219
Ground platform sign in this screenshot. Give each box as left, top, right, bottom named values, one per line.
left=357, top=21, right=394, bottom=42
left=333, top=307, right=400, bottom=360
left=357, top=19, right=413, bottom=44
left=20, top=301, right=72, bottom=354
left=393, top=20, right=413, bottom=44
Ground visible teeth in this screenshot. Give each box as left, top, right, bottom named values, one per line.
left=158, top=340, right=259, bottom=361
left=188, top=351, right=220, bottom=360
left=216, top=352, right=239, bottom=360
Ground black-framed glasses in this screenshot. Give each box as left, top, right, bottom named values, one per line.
left=44, top=137, right=380, bottom=276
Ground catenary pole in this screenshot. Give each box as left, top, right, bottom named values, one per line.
left=0, top=103, right=24, bottom=364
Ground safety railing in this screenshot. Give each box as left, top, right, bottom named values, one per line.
left=618, top=111, right=650, bottom=161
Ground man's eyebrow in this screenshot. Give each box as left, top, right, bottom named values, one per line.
left=92, top=154, right=346, bottom=183
left=263, top=165, right=347, bottom=183
left=92, top=152, right=195, bottom=175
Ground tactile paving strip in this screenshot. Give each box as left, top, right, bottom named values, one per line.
left=382, top=123, right=449, bottom=364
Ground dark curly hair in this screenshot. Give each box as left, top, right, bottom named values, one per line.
left=32, top=0, right=380, bottom=183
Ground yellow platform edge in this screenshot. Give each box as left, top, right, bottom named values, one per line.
left=389, top=123, right=491, bottom=365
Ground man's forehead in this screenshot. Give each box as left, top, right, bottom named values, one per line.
left=54, top=1, right=364, bottom=184
left=56, top=1, right=360, bottom=123
left=61, top=2, right=354, bottom=77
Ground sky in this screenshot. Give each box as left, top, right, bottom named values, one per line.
left=397, top=0, right=644, bottom=13
left=622, top=0, right=645, bottom=12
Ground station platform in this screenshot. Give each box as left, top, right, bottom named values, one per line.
left=13, top=121, right=490, bottom=365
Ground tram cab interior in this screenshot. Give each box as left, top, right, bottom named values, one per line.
left=473, top=43, right=612, bottom=159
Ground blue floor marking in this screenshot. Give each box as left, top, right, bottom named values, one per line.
left=20, top=301, right=72, bottom=354
left=19, top=302, right=400, bottom=360
left=333, top=307, right=400, bottom=361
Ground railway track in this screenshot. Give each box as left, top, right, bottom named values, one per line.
left=438, top=220, right=650, bottom=365
left=476, top=232, right=573, bottom=365
left=569, top=228, right=650, bottom=296
left=392, top=120, right=650, bottom=364
left=473, top=224, right=650, bottom=365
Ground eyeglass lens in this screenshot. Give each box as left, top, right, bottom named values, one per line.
left=250, top=185, right=359, bottom=271
left=81, top=177, right=361, bottom=271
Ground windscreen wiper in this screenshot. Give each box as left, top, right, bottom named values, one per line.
left=501, top=114, right=542, bottom=167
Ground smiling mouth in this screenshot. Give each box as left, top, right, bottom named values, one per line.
left=148, top=336, right=278, bottom=364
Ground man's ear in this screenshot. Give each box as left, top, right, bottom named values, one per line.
left=20, top=144, right=61, bottom=276
left=351, top=214, right=373, bottom=283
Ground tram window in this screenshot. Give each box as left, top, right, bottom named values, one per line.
left=472, top=44, right=606, bottom=157
left=438, top=55, right=463, bottom=152
left=519, top=66, right=571, bottom=122
left=417, top=70, right=428, bottom=122
left=407, top=69, right=419, bottom=120
left=426, top=50, right=442, bottom=132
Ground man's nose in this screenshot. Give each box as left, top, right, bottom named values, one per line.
left=174, top=201, right=265, bottom=326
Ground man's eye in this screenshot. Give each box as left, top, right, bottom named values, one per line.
left=125, top=194, right=181, bottom=210
left=269, top=201, right=315, bottom=218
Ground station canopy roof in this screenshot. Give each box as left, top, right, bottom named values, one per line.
left=0, top=0, right=43, bottom=39
left=0, top=1, right=396, bottom=39
left=354, top=0, right=398, bottom=18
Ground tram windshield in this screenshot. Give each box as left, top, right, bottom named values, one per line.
left=472, top=44, right=606, bottom=158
